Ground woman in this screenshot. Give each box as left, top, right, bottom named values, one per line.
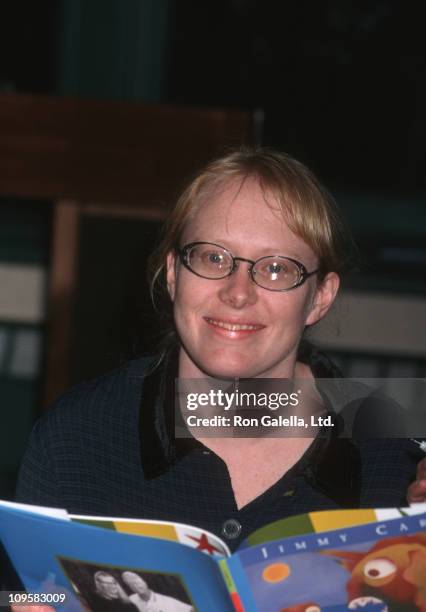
left=16, top=148, right=418, bottom=550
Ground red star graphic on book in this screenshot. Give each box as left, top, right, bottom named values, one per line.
left=187, top=532, right=223, bottom=555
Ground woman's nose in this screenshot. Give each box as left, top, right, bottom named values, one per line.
left=218, top=261, right=258, bottom=308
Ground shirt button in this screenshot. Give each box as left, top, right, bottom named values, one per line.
left=221, top=519, right=242, bottom=539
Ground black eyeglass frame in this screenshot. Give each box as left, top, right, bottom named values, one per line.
left=177, top=241, right=320, bottom=292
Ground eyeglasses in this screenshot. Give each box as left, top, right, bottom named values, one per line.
left=177, top=242, right=319, bottom=291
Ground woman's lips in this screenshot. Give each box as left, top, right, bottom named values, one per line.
left=204, top=317, right=265, bottom=334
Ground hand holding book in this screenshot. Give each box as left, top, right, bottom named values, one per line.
left=407, top=456, right=426, bottom=503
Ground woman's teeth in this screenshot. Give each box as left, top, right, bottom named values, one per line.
left=206, top=318, right=262, bottom=331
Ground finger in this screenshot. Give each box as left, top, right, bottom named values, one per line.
left=407, top=479, right=426, bottom=503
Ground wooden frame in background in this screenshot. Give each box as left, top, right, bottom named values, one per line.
left=0, top=93, right=252, bottom=406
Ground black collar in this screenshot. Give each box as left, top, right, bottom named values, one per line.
left=138, top=342, right=361, bottom=507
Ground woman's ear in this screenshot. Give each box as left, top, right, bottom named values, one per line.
left=305, top=272, right=340, bottom=326
left=166, top=251, right=177, bottom=301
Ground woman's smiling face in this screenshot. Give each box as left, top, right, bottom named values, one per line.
left=167, top=177, right=339, bottom=379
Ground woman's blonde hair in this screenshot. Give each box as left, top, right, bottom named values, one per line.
left=149, top=147, right=354, bottom=308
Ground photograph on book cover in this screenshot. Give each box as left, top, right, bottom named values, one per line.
left=58, top=557, right=196, bottom=612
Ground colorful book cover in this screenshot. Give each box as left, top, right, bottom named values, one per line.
left=229, top=513, right=426, bottom=611
left=244, top=504, right=426, bottom=547
left=2, top=501, right=426, bottom=611
left=0, top=504, right=234, bottom=612
left=72, top=515, right=230, bottom=556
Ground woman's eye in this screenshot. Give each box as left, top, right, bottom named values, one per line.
left=267, top=262, right=284, bottom=274
left=259, top=261, right=287, bottom=277
left=200, top=250, right=226, bottom=266
left=208, top=252, right=223, bottom=264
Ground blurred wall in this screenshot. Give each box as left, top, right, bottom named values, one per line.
left=0, top=0, right=172, bottom=497
left=57, top=0, right=170, bottom=101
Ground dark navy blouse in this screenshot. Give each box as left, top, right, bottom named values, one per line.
left=16, top=345, right=417, bottom=551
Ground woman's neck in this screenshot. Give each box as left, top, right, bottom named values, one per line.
left=178, top=347, right=312, bottom=380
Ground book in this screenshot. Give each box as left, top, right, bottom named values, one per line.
left=1, top=500, right=426, bottom=611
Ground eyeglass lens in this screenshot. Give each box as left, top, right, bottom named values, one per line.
left=185, top=243, right=302, bottom=290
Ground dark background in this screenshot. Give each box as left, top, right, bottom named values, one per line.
left=2, top=0, right=426, bottom=195
left=2, top=0, right=425, bottom=296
